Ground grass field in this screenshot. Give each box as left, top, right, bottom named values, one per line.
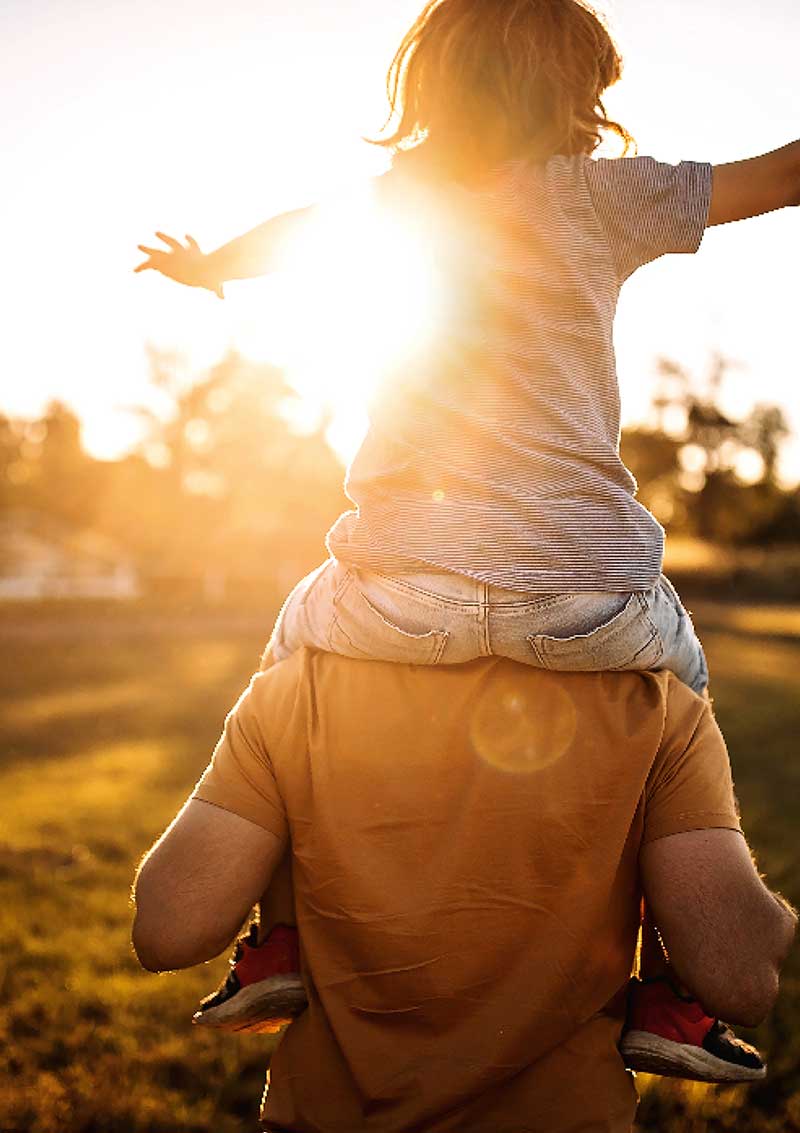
left=1, top=599, right=798, bottom=1132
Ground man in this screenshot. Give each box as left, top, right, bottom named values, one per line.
left=133, top=651, right=796, bottom=1132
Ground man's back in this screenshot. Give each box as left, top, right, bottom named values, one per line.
left=194, top=652, right=740, bottom=1132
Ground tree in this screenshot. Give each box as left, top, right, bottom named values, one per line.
left=129, top=349, right=348, bottom=588
left=625, top=354, right=798, bottom=544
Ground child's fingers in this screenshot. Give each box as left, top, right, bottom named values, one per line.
left=155, top=231, right=183, bottom=250
left=137, top=244, right=160, bottom=257
left=133, top=260, right=152, bottom=273
left=185, top=234, right=200, bottom=251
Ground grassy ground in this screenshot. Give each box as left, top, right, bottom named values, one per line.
left=0, top=599, right=798, bottom=1132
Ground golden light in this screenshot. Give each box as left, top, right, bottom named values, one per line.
left=231, top=179, right=443, bottom=461
left=470, top=672, right=578, bottom=774
left=734, top=449, right=765, bottom=486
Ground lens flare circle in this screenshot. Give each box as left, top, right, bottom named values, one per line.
left=470, top=673, right=578, bottom=773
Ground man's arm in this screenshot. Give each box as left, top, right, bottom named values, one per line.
left=641, top=827, right=797, bottom=1026
left=132, top=798, right=284, bottom=972
left=709, top=139, right=800, bottom=226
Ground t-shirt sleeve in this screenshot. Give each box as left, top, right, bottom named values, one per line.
left=192, top=676, right=288, bottom=841
left=643, top=685, right=741, bottom=845
left=584, top=156, right=713, bottom=283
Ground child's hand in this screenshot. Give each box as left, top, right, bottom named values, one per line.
left=134, top=232, right=224, bottom=298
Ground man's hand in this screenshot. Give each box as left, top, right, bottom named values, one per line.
left=134, top=232, right=224, bottom=298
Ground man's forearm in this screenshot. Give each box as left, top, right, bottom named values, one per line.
left=765, top=887, right=798, bottom=967
left=204, top=204, right=313, bottom=284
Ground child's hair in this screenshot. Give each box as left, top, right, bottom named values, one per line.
left=370, top=0, right=633, bottom=178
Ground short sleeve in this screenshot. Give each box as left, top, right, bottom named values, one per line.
left=643, top=689, right=741, bottom=845
left=584, top=157, right=713, bottom=283
left=192, top=677, right=288, bottom=841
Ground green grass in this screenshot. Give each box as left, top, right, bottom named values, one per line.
left=0, top=616, right=275, bottom=1133
left=0, top=601, right=798, bottom=1132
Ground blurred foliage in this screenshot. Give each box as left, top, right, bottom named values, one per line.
left=0, top=350, right=348, bottom=596
left=621, top=354, right=798, bottom=546
left=0, top=616, right=280, bottom=1133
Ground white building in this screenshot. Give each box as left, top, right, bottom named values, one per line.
left=0, top=512, right=140, bottom=600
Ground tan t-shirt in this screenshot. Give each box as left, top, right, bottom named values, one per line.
left=194, top=651, right=741, bottom=1133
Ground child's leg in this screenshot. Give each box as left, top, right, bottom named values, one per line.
left=622, top=900, right=765, bottom=1082
left=255, top=592, right=301, bottom=936
left=196, top=563, right=473, bottom=1033
left=252, top=573, right=318, bottom=932
left=255, top=560, right=468, bottom=925
left=646, top=575, right=708, bottom=695
left=257, top=852, right=296, bottom=940
left=253, top=565, right=478, bottom=927
left=265, top=559, right=344, bottom=664
left=190, top=571, right=326, bottom=1033
left=193, top=843, right=304, bottom=1033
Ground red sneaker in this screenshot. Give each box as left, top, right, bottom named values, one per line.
left=192, top=923, right=307, bottom=1034
left=620, top=977, right=766, bottom=1082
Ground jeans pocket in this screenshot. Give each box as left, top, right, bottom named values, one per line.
left=331, top=570, right=449, bottom=665
left=528, top=592, right=664, bottom=671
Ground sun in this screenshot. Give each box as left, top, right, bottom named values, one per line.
left=228, top=178, right=444, bottom=461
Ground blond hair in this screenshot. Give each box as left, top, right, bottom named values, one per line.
left=370, top=0, right=633, bottom=178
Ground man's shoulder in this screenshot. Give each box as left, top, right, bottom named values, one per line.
left=256, top=651, right=693, bottom=703
left=253, top=652, right=684, bottom=741
left=658, top=669, right=713, bottom=738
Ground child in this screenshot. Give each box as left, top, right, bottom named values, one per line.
left=136, top=0, right=797, bottom=1083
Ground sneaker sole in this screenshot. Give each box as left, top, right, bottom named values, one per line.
left=192, top=976, right=308, bottom=1034
left=620, top=1030, right=766, bottom=1083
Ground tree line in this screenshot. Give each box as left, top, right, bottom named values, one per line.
left=1, top=351, right=797, bottom=595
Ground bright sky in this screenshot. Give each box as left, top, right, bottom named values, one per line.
left=4, top=0, right=799, bottom=481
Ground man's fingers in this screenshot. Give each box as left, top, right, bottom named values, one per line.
left=133, top=260, right=153, bottom=273
left=137, top=244, right=161, bottom=257
left=185, top=234, right=200, bottom=251
left=155, top=231, right=183, bottom=250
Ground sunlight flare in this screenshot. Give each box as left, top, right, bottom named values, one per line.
left=231, top=180, right=443, bottom=460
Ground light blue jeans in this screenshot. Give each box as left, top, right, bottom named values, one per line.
left=267, top=560, right=709, bottom=694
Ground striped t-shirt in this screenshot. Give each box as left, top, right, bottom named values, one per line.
left=326, top=154, right=713, bottom=593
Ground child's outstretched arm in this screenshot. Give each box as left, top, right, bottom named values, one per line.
left=708, top=138, right=800, bottom=226
left=134, top=205, right=314, bottom=297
